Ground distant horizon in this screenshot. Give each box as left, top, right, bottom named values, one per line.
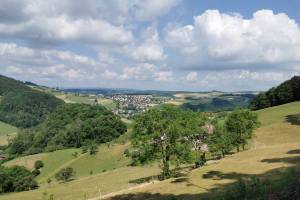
left=6, top=73, right=264, bottom=93
left=60, top=86, right=261, bottom=94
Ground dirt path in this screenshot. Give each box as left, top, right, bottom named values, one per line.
left=88, top=181, right=159, bottom=200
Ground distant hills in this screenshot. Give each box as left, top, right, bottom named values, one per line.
left=0, top=75, right=63, bottom=128
left=180, top=93, right=255, bottom=112
left=250, top=76, right=300, bottom=110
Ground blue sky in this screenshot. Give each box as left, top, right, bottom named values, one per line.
left=1, top=0, right=300, bottom=91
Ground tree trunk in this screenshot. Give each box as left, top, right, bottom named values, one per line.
left=237, top=146, right=240, bottom=152
left=202, top=152, right=206, bottom=160
left=162, top=154, right=170, bottom=179
left=161, top=143, right=170, bottom=180
left=221, top=150, right=225, bottom=158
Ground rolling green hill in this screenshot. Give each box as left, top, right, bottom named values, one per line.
left=1, top=101, right=299, bottom=200
left=0, top=75, right=64, bottom=128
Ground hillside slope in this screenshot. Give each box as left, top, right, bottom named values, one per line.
left=0, top=102, right=299, bottom=200
left=0, top=75, right=64, bottom=128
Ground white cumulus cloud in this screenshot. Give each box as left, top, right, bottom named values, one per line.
left=132, top=29, right=166, bottom=61
left=166, top=9, right=300, bottom=70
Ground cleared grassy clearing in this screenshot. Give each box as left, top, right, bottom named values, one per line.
left=55, top=92, right=116, bottom=109
left=0, top=121, right=18, bottom=145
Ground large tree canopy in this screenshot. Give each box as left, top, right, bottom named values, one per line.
left=225, top=109, right=259, bottom=152
left=130, top=105, right=206, bottom=179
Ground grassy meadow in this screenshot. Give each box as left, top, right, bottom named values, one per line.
left=0, top=121, right=18, bottom=145
left=0, top=102, right=300, bottom=200
left=55, top=93, right=116, bottom=109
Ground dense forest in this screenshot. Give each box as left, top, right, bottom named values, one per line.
left=0, top=75, right=63, bottom=128
left=250, top=76, right=300, bottom=110
left=8, top=103, right=127, bottom=155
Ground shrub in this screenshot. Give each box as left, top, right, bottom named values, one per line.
left=55, top=167, right=75, bottom=182
left=34, top=160, right=44, bottom=169
left=32, top=169, right=40, bottom=177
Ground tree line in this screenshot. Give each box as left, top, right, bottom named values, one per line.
left=250, top=76, right=300, bottom=110
left=127, top=105, right=259, bottom=179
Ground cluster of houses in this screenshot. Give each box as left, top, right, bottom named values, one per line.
left=109, top=94, right=167, bottom=118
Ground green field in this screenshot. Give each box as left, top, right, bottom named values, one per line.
left=1, top=102, right=300, bottom=200
left=0, top=121, right=18, bottom=145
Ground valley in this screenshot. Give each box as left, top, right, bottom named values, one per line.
left=0, top=101, right=299, bottom=200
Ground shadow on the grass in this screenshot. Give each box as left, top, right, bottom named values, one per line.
left=287, top=149, right=300, bottom=154
left=129, top=175, right=160, bottom=184
left=129, top=166, right=192, bottom=184
left=108, top=149, right=300, bottom=200
left=286, top=114, right=300, bottom=125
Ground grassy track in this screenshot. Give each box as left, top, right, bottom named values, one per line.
left=1, top=102, right=300, bottom=200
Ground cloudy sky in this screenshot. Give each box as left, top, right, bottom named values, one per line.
left=1, top=0, right=300, bottom=91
